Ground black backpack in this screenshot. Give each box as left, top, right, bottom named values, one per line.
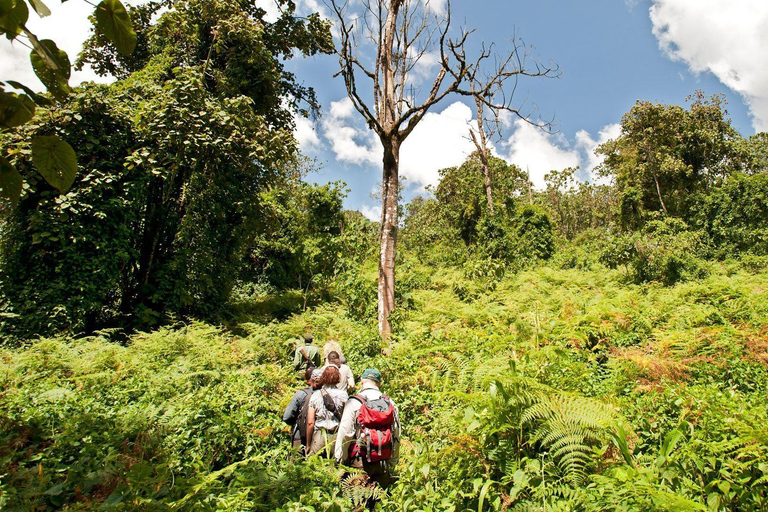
left=296, top=388, right=313, bottom=440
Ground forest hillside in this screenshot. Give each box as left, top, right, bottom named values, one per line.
left=3, top=0, right=768, bottom=510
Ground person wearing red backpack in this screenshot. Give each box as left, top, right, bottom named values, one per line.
left=334, top=368, right=400, bottom=490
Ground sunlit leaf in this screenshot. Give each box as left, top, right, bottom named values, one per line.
left=31, top=135, right=78, bottom=192
left=6, top=79, right=52, bottom=106
left=0, top=155, right=22, bottom=206
left=0, top=89, right=35, bottom=128
left=95, top=0, right=136, bottom=55
left=29, top=39, right=70, bottom=100
left=28, top=0, right=50, bottom=17
left=0, top=0, right=28, bottom=39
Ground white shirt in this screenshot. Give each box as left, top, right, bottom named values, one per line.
left=308, top=387, right=348, bottom=431
left=320, top=363, right=356, bottom=393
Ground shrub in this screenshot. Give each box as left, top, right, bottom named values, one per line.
left=601, top=218, right=708, bottom=285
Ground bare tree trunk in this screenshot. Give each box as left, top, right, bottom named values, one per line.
left=653, top=172, right=668, bottom=215
left=480, top=153, right=494, bottom=216
left=378, top=138, right=399, bottom=342
left=472, top=96, right=495, bottom=215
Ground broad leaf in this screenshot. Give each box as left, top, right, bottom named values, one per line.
left=0, top=0, right=28, bottom=39
left=6, top=79, right=52, bottom=106
left=95, top=0, right=136, bottom=55
left=0, top=155, right=22, bottom=205
left=28, top=0, right=50, bottom=17
left=31, top=135, right=78, bottom=192
left=29, top=39, right=71, bottom=100
left=0, top=89, right=35, bottom=128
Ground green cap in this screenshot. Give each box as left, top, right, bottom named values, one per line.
left=361, top=368, right=381, bottom=382
left=303, top=334, right=313, bottom=343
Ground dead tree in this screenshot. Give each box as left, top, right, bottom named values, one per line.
left=327, top=0, right=557, bottom=342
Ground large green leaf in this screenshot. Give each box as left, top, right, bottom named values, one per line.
left=0, top=155, right=22, bottom=206
left=6, top=79, right=52, bottom=106
left=27, top=0, right=50, bottom=17
left=29, top=39, right=71, bottom=100
left=0, top=89, right=35, bottom=128
left=0, top=0, right=28, bottom=39
left=95, top=0, right=136, bottom=55
left=31, top=135, right=78, bottom=192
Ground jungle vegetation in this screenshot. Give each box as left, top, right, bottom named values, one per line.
left=2, top=0, right=768, bottom=510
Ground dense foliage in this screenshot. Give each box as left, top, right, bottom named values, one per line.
left=0, top=0, right=332, bottom=339
left=3, top=0, right=768, bottom=506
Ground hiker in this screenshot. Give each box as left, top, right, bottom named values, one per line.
left=323, top=339, right=347, bottom=364
left=326, top=350, right=355, bottom=393
left=282, top=367, right=321, bottom=453
left=306, top=365, right=348, bottom=456
left=293, top=333, right=321, bottom=372
left=335, top=368, right=400, bottom=490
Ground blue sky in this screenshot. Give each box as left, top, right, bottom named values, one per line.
left=3, top=0, right=767, bottom=219
left=280, top=0, right=767, bottom=219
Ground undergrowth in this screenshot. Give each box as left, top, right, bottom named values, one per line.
left=2, top=256, right=768, bottom=509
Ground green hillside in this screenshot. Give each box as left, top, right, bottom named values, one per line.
left=3, top=251, right=768, bottom=509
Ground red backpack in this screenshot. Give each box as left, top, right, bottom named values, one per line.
left=348, top=394, right=396, bottom=463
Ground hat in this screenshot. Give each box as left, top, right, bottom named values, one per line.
left=311, top=368, right=323, bottom=380
left=303, top=334, right=314, bottom=343
left=360, top=368, right=381, bottom=382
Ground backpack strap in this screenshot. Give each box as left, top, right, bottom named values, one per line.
left=321, top=389, right=342, bottom=421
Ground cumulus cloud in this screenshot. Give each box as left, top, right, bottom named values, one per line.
left=255, top=0, right=281, bottom=22
left=425, top=0, right=448, bottom=15
left=319, top=99, right=477, bottom=188
left=575, top=123, right=621, bottom=185
left=504, top=120, right=581, bottom=189
left=360, top=204, right=382, bottom=222
left=400, top=101, right=477, bottom=189
left=649, top=0, right=768, bottom=131
left=322, top=98, right=382, bottom=165
left=294, top=117, right=321, bottom=152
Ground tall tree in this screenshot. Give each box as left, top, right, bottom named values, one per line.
left=327, top=0, right=556, bottom=340
left=597, top=92, right=741, bottom=222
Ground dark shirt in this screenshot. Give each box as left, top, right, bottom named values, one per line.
left=283, top=386, right=312, bottom=438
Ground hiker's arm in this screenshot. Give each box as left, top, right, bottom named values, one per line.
left=282, top=391, right=301, bottom=425
left=334, top=401, right=357, bottom=462
left=347, top=369, right=355, bottom=391
left=292, top=347, right=302, bottom=370
left=306, top=407, right=316, bottom=442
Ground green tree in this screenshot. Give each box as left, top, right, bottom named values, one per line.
left=541, top=167, right=618, bottom=239
left=248, top=180, right=347, bottom=292
left=436, top=152, right=530, bottom=245
left=0, top=0, right=333, bottom=337
left=596, top=92, right=741, bottom=222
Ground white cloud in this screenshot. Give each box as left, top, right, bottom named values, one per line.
left=255, top=0, right=281, bottom=22
left=408, top=49, right=441, bottom=88
left=400, top=101, right=477, bottom=189
left=360, top=204, right=382, bottom=222
left=295, top=117, right=321, bottom=152
left=575, top=123, right=621, bottom=185
left=504, top=120, right=581, bottom=189
left=425, top=0, right=448, bottom=15
left=649, top=0, right=768, bottom=132
left=322, top=98, right=382, bottom=165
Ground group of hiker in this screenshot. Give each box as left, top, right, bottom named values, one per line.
left=283, top=334, right=400, bottom=490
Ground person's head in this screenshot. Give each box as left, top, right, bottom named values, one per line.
left=327, top=351, right=341, bottom=367
left=360, top=368, right=381, bottom=387
left=323, top=340, right=343, bottom=359
left=304, top=367, right=314, bottom=383
left=320, top=365, right=341, bottom=387
left=310, top=368, right=323, bottom=389
left=303, top=333, right=314, bottom=344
